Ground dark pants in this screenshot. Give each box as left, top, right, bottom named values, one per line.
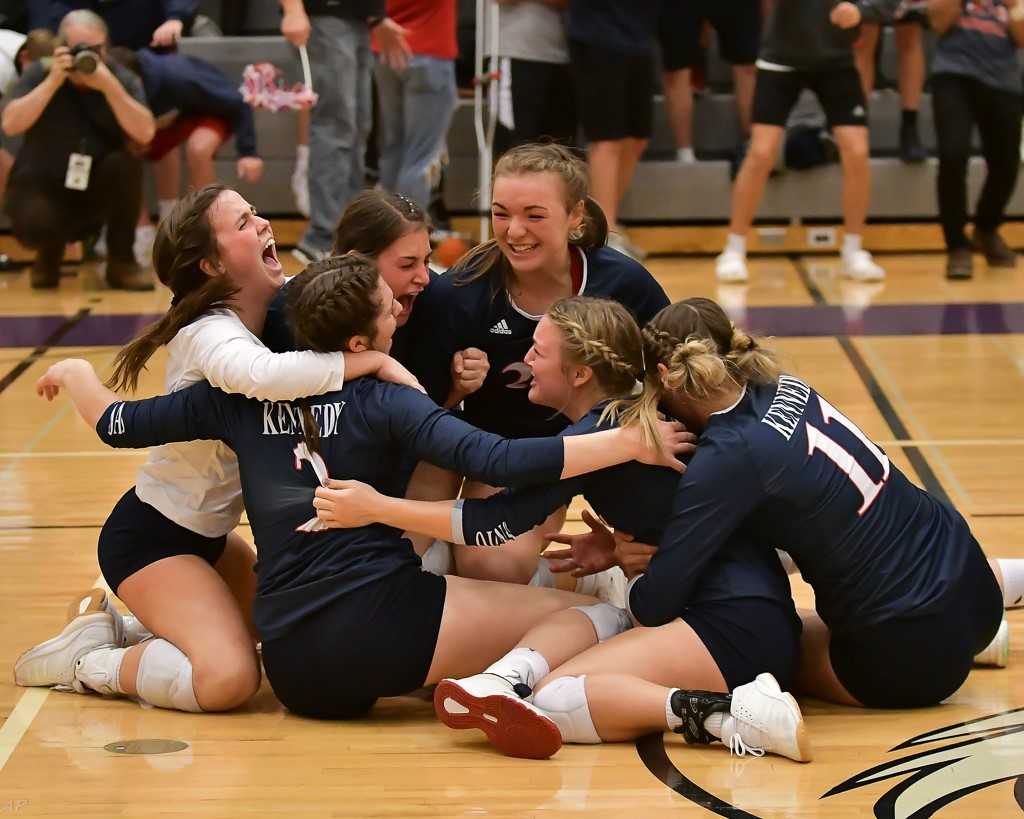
left=932, top=74, right=1023, bottom=250
left=494, top=58, right=577, bottom=155
left=5, top=150, right=143, bottom=277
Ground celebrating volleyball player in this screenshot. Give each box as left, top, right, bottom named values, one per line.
left=14, top=186, right=420, bottom=714
left=413, top=142, right=669, bottom=586
left=18, top=254, right=696, bottom=721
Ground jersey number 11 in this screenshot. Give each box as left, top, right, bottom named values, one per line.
left=805, top=395, right=890, bottom=515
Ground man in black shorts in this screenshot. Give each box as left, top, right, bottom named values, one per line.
left=715, top=0, right=900, bottom=284
left=659, top=0, right=760, bottom=163
left=567, top=0, right=662, bottom=259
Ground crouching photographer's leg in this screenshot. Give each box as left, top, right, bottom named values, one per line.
left=96, top=150, right=153, bottom=291
left=4, top=183, right=68, bottom=289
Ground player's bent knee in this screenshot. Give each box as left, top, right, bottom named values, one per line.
left=190, top=649, right=261, bottom=711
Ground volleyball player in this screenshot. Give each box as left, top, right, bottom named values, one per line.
left=413, top=142, right=669, bottom=586
left=17, top=254, right=695, bottom=721
left=14, top=186, right=420, bottom=714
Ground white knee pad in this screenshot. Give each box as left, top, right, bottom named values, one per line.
left=532, top=675, right=601, bottom=744
left=136, top=639, right=202, bottom=713
left=572, top=603, right=632, bottom=642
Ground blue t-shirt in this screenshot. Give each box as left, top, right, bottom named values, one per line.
left=97, top=379, right=565, bottom=641
left=932, top=1, right=1022, bottom=95
left=628, top=377, right=981, bottom=634
left=423, top=245, right=669, bottom=439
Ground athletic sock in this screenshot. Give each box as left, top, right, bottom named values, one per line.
left=724, top=233, right=746, bottom=256
left=842, top=234, right=863, bottom=257
left=676, top=146, right=696, bottom=164
left=665, top=688, right=683, bottom=730
left=485, top=647, right=550, bottom=691
left=295, top=143, right=309, bottom=168
left=703, top=712, right=727, bottom=739
left=901, top=108, right=918, bottom=130
left=529, top=559, right=556, bottom=589
left=996, top=558, right=1024, bottom=607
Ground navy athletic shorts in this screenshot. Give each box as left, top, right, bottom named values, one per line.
left=98, top=487, right=227, bottom=594
left=682, top=594, right=803, bottom=692
left=829, top=540, right=1003, bottom=708
left=261, top=566, right=447, bottom=720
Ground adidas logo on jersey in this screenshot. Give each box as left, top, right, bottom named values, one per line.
left=490, top=319, right=512, bottom=335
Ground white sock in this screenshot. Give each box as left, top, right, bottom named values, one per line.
left=776, top=549, right=798, bottom=576
left=724, top=233, right=746, bottom=256
left=157, top=199, right=176, bottom=222
left=676, top=146, right=696, bottom=163
left=75, top=646, right=127, bottom=696
left=842, top=234, right=863, bottom=257
left=996, top=558, right=1024, bottom=607
left=665, top=688, right=683, bottom=730
left=529, top=559, right=556, bottom=588
left=296, top=144, right=309, bottom=167
left=485, top=646, right=550, bottom=689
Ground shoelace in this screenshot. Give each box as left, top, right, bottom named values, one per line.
left=728, top=733, right=766, bottom=758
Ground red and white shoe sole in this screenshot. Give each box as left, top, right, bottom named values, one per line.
left=434, top=679, right=562, bottom=760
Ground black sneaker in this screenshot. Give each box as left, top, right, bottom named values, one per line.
left=945, top=247, right=974, bottom=280
left=899, top=125, right=927, bottom=164
left=971, top=229, right=1017, bottom=267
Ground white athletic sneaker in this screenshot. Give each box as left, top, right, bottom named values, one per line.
left=723, top=673, right=812, bottom=762
left=14, top=612, right=117, bottom=692
left=715, top=249, right=749, bottom=283
left=590, top=566, right=628, bottom=608
left=67, top=589, right=151, bottom=648
left=841, top=249, right=886, bottom=282
left=291, top=245, right=328, bottom=267
left=607, top=229, right=648, bottom=262
left=434, top=673, right=563, bottom=759
left=974, top=618, right=1010, bottom=668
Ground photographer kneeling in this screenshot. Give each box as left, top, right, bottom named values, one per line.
left=1, top=10, right=155, bottom=289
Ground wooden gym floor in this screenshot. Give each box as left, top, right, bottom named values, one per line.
left=0, top=235, right=1021, bottom=818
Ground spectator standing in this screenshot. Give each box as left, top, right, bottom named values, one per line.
left=853, top=5, right=927, bottom=162
left=567, top=0, right=661, bottom=260
left=36, top=1, right=197, bottom=49
left=374, top=0, right=457, bottom=211
left=715, top=0, right=900, bottom=283
left=280, top=0, right=410, bottom=263
left=659, top=0, right=760, bottom=164
left=112, top=47, right=263, bottom=225
left=928, top=0, right=1023, bottom=279
left=493, top=0, right=576, bottom=154
left=1, top=10, right=155, bottom=289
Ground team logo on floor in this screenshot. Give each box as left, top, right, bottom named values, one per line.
left=823, top=707, right=1024, bottom=818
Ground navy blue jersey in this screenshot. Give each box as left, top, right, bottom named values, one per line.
left=629, top=377, right=979, bottom=633
left=455, top=405, right=795, bottom=611
left=261, top=271, right=452, bottom=406
left=97, top=379, right=565, bottom=642
left=419, top=246, right=669, bottom=440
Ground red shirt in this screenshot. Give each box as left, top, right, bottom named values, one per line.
left=374, top=0, right=457, bottom=60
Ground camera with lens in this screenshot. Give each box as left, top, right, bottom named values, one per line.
left=68, top=44, right=100, bottom=74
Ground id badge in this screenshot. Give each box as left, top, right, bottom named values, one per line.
left=65, top=152, right=92, bottom=191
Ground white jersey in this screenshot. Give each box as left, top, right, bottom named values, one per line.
left=134, top=309, right=345, bottom=537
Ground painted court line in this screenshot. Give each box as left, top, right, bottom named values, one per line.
left=0, top=690, right=49, bottom=770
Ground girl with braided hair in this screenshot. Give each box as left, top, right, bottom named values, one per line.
left=311, top=295, right=810, bottom=762
left=22, top=255, right=696, bottom=724
left=13, top=185, right=421, bottom=716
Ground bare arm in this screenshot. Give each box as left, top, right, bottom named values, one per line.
left=927, top=0, right=962, bottom=35
left=36, top=359, right=119, bottom=428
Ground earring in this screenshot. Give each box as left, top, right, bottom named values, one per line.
left=568, top=225, right=585, bottom=242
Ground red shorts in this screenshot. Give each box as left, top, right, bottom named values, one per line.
left=147, top=115, right=232, bottom=161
